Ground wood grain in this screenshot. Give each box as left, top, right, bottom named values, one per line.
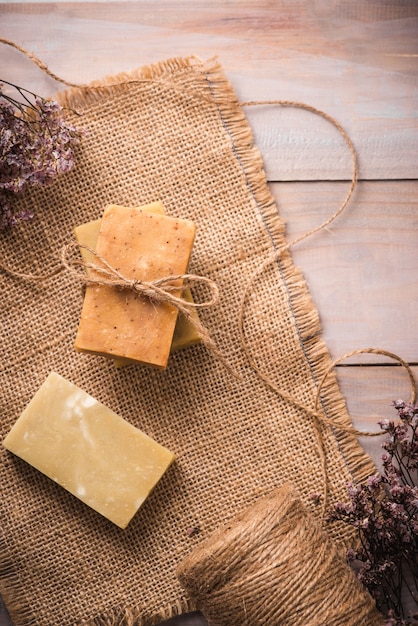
left=337, top=365, right=418, bottom=473
left=1, top=0, right=417, bottom=180
left=270, top=180, right=418, bottom=363
left=0, top=2, right=417, bottom=625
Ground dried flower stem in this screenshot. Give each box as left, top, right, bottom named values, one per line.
left=0, top=79, right=84, bottom=230
left=330, top=401, right=418, bottom=625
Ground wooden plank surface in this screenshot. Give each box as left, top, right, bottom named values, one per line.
left=271, top=180, right=418, bottom=363
left=0, top=2, right=417, bottom=625
left=338, top=365, right=418, bottom=472
left=1, top=1, right=418, bottom=180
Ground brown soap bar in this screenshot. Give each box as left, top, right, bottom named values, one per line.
left=74, top=204, right=196, bottom=369
left=73, top=203, right=201, bottom=366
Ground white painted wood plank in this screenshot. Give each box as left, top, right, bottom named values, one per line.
left=270, top=180, right=418, bottom=363
left=0, top=1, right=417, bottom=180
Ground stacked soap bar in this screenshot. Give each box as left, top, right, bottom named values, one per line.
left=74, top=202, right=197, bottom=369
left=2, top=372, right=175, bottom=529
left=73, top=202, right=201, bottom=366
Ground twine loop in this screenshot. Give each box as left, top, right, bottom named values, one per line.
left=61, top=242, right=240, bottom=380
left=2, top=35, right=416, bottom=512
left=61, top=242, right=220, bottom=311
left=315, top=347, right=417, bottom=413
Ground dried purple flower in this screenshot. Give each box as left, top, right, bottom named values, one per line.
left=309, top=492, right=321, bottom=505
left=330, top=400, right=418, bottom=625
left=0, top=79, right=84, bottom=230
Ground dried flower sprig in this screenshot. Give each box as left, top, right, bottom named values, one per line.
left=0, top=79, right=84, bottom=230
left=330, top=400, right=418, bottom=625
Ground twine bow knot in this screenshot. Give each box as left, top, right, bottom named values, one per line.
left=61, top=241, right=219, bottom=311
left=61, top=242, right=239, bottom=379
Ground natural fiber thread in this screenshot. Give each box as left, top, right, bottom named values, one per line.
left=239, top=288, right=417, bottom=519
left=60, top=242, right=240, bottom=379
left=176, top=484, right=384, bottom=626
left=315, top=347, right=417, bottom=411
left=0, top=37, right=216, bottom=106
left=235, top=104, right=416, bottom=519
left=0, top=36, right=151, bottom=90
left=0, top=37, right=80, bottom=88
left=61, top=242, right=220, bottom=310
left=241, top=99, right=358, bottom=246
left=2, top=37, right=416, bottom=511
left=78, top=601, right=198, bottom=626
left=0, top=260, right=62, bottom=282
left=314, top=348, right=416, bottom=517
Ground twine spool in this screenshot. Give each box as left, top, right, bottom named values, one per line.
left=177, top=484, right=384, bottom=626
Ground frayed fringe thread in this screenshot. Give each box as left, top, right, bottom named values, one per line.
left=56, top=55, right=224, bottom=111
left=78, top=599, right=198, bottom=626
left=204, top=49, right=378, bottom=542
left=0, top=532, right=36, bottom=626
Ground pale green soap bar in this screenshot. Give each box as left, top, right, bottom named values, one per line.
left=3, top=372, right=175, bottom=529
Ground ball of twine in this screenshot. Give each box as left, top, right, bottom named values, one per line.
left=177, top=484, right=384, bottom=626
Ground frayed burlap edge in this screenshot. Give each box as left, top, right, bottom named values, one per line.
left=56, top=55, right=224, bottom=110
left=203, top=62, right=377, bottom=490
left=78, top=601, right=199, bottom=626
left=1, top=56, right=377, bottom=625
left=260, top=214, right=379, bottom=491
left=0, top=532, right=36, bottom=626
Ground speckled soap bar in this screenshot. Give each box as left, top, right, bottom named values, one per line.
left=73, top=203, right=201, bottom=364
left=2, top=372, right=175, bottom=529
left=74, top=204, right=197, bottom=369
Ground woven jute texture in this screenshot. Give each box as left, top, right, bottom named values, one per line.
left=0, top=57, right=377, bottom=626
left=177, top=484, right=383, bottom=626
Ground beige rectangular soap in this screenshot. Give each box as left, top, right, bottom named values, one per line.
left=74, top=204, right=196, bottom=368
left=73, top=203, right=201, bottom=361
left=2, top=372, right=175, bottom=529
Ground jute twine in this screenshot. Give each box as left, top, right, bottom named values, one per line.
left=1, top=39, right=416, bottom=626
left=244, top=344, right=417, bottom=521
left=60, top=242, right=240, bottom=379
left=2, top=37, right=416, bottom=510
left=176, top=484, right=384, bottom=626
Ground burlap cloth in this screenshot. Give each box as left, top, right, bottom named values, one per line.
left=0, top=57, right=377, bottom=625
